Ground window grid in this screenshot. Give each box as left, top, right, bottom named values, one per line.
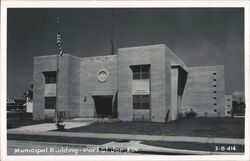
left=131, top=65, right=150, bottom=80
left=45, top=97, right=56, bottom=109
left=43, top=71, right=57, bottom=84
left=133, top=95, right=150, bottom=109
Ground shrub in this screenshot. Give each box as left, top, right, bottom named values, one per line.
left=177, top=112, right=184, bottom=120
left=185, top=109, right=197, bottom=118
left=56, top=119, right=65, bottom=130
left=165, top=110, right=170, bottom=123
left=56, top=123, right=65, bottom=130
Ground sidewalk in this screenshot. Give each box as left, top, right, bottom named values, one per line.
left=8, top=121, right=93, bottom=132
left=7, top=129, right=244, bottom=145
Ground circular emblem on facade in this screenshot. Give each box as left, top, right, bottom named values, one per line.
left=97, top=69, right=109, bottom=83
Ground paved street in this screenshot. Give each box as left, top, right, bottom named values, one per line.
left=7, top=140, right=136, bottom=155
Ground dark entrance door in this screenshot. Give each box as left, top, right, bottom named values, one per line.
left=93, top=96, right=113, bottom=118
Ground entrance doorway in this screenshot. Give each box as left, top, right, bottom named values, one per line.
left=93, top=95, right=113, bottom=118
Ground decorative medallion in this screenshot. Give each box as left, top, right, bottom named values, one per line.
left=97, top=69, right=109, bottom=83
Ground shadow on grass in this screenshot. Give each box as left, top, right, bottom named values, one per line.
left=7, top=119, right=54, bottom=129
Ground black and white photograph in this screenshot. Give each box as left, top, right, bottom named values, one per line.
left=1, top=0, right=249, bottom=161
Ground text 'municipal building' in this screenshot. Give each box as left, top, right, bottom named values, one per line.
left=33, top=44, right=228, bottom=122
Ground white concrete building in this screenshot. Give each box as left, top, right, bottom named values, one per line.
left=33, top=44, right=227, bottom=122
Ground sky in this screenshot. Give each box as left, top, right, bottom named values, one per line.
left=7, top=8, right=244, bottom=99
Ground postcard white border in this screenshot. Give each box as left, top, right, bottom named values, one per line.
left=1, top=1, right=249, bottom=161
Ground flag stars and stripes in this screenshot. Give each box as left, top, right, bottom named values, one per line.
left=57, top=18, right=63, bottom=56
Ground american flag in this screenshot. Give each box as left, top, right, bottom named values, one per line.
left=57, top=18, right=63, bottom=56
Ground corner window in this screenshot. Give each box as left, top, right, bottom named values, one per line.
left=43, top=71, right=56, bottom=84
left=133, top=95, right=150, bottom=109
left=131, top=65, right=150, bottom=80
left=45, top=97, right=56, bottom=109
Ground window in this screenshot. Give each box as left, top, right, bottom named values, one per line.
left=227, top=105, right=231, bottom=107
left=213, top=97, right=216, bottom=99
left=214, top=109, right=217, bottom=112
left=43, top=71, right=56, bottom=84
left=45, top=97, right=56, bottom=109
left=213, top=73, right=216, bottom=75
left=214, top=103, right=217, bottom=106
left=213, top=79, right=216, bottom=81
left=131, top=65, right=150, bottom=80
left=227, top=111, right=231, bottom=114
left=227, top=98, right=231, bottom=101
left=59, top=111, right=66, bottom=118
left=213, top=91, right=216, bottom=93
left=133, top=95, right=150, bottom=109
left=213, top=85, right=216, bottom=87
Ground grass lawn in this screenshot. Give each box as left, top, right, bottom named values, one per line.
left=7, top=111, right=54, bottom=129
left=141, top=141, right=244, bottom=152
left=7, top=119, right=54, bottom=129
left=65, top=117, right=244, bottom=138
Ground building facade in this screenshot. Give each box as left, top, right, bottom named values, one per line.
left=33, top=44, right=227, bottom=122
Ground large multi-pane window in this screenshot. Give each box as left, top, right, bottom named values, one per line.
left=43, top=71, right=56, bottom=84
left=131, top=65, right=150, bottom=80
left=45, top=97, right=56, bottom=109
left=133, top=95, right=150, bottom=109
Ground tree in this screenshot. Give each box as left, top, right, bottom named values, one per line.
left=23, top=84, right=33, bottom=102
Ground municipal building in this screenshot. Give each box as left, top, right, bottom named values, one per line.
left=33, top=44, right=231, bottom=122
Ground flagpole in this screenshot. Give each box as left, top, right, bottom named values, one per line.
left=111, top=8, right=114, bottom=55
left=55, top=49, right=59, bottom=124
left=55, top=17, right=60, bottom=125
